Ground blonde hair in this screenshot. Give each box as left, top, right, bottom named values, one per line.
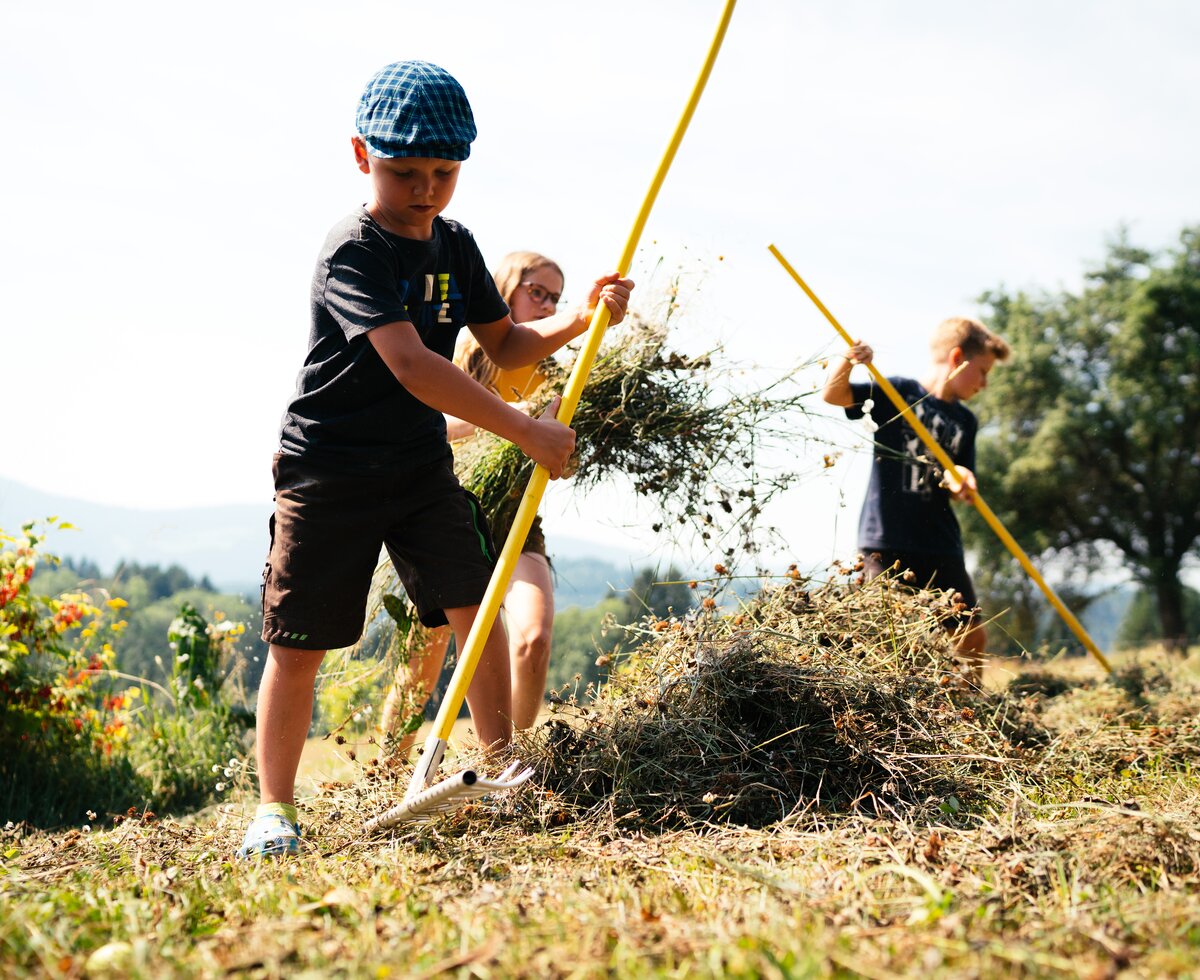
left=492, top=250, right=564, bottom=307
left=452, top=334, right=500, bottom=393
left=453, top=250, right=563, bottom=389
left=930, top=316, right=1011, bottom=362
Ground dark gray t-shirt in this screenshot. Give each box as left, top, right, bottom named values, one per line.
left=278, top=211, right=508, bottom=472
left=845, top=378, right=978, bottom=555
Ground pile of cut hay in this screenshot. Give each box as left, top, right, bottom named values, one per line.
left=512, top=570, right=1050, bottom=830
left=291, top=573, right=1200, bottom=851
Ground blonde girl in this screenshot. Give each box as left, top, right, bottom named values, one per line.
left=380, top=251, right=565, bottom=749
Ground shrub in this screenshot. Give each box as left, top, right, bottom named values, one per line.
left=0, top=523, right=248, bottom=827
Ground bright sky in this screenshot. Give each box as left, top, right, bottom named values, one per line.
left=2, top=0, right=1197, bottom=572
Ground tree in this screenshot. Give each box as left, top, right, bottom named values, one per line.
left=615, top=566, right=696, bottom=623
left=1117, top=586, right=1200, bottom=651
left=965, top=226, right=1200, bottom=654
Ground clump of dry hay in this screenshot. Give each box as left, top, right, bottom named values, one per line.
left=512, top=570, right=1050, bottom=830
left=455, top=313, right=809, bottom=556
left=309, top=574, right=1200, bottom=847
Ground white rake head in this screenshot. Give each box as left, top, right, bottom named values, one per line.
left=364, top=736, right=534, bottom=833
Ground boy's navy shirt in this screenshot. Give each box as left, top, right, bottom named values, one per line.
left=279, top=210, right=508, bottom=472
left=845, top=378, right=978, bottom=556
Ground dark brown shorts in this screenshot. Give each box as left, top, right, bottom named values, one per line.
left=862, top=549, right=978, bottom=627
left=261, top=452, right=497, bottom=650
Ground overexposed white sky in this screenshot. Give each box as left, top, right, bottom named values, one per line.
left=2, top=0, right=1197, bottom=571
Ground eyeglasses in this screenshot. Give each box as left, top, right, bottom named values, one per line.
left=520, top=281, right=561, bottom=307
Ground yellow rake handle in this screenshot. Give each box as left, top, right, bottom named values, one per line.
left=767, top=243, right=1112, bottom=674
left=431, top=0, right=740, bottom=743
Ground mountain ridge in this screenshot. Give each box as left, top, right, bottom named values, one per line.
left=0, top=475, right=636, bottom=600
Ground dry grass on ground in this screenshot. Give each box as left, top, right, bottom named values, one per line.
left=3, top=574, right=1200, bottom=978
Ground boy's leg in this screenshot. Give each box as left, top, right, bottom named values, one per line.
left=954, top=617, right=986, bottom=684
left=505, top=552, right=555, bottom=730
left=442, top=605, right=512, bottom=751
left=379, top=626, right=451, bottom=757
left=255, top=644, right=327, bottom=804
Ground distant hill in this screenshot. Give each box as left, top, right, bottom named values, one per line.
left=0, top=475, right=638, bottom=598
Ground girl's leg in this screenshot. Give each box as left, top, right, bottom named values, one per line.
left=442, top=605, right=512, bottom=751
left=255, top=644, right=326, bottom=805
left=505, top=552, right=555, bottom=729
left=379, top=626, right=451, bottom=757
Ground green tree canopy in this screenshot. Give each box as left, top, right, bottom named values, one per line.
left=966, top=226, right=1200, bottom=654
left=615, top=566, right=696, bottom=623
left=1117, top=586, right=1200, bottom=651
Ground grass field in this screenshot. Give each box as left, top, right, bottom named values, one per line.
left=3, top=631, right=1200, bottom=978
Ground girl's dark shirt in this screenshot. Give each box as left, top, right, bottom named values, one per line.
left=845, top=378, right=978, bottom=556
left=278, top=211, right=508, bottom=473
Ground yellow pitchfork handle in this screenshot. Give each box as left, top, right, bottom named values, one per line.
left=767, top=244, right=1112, bottom=674
left=429, top=0, right=740, bottom=745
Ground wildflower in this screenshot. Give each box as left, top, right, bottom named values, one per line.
left=105, top=598, right=128, bottom=610
left=86, top=810, right=97, bottom=821
left=228, top=757, right=238, bottom=768
left=223, top=768, right=233, bottom=778
left=177, top=653, right=190, bottom=664
left=212, top=764, right=222, bottom=773
left=215, top=782, right=226, bottom=792
left=192, top=677, right=205, bottom=690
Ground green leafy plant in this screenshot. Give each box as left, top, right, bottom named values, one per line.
left=1, top=522, right=249, bottom=826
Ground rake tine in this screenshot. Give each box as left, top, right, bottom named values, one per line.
left=364, top=760, right=536, bottom=833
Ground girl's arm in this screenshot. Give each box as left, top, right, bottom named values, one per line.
left=469, top=272, right=633, bottom=369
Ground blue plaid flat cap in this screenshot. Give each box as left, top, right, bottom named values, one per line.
left=356, top=60, right=476, bottom=160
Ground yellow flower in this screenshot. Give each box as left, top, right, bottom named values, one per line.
left=106, top=598, right=128, bottom=610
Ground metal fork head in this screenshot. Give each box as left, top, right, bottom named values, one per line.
left=363, top=760, right=535, bottom=834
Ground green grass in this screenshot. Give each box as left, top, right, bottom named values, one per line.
left=3, top=650, right=1200, bottom=978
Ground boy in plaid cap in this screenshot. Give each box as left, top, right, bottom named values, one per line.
left=239, top=60, right=633, bottom=858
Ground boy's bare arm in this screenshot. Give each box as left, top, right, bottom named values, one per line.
left=470, top=272, right=633, bottom=369
left=367, top=321, right=575, bottom=478
left=821, top=339, right=874, bottom=407
left=942, top=465, right=977, bottom=503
